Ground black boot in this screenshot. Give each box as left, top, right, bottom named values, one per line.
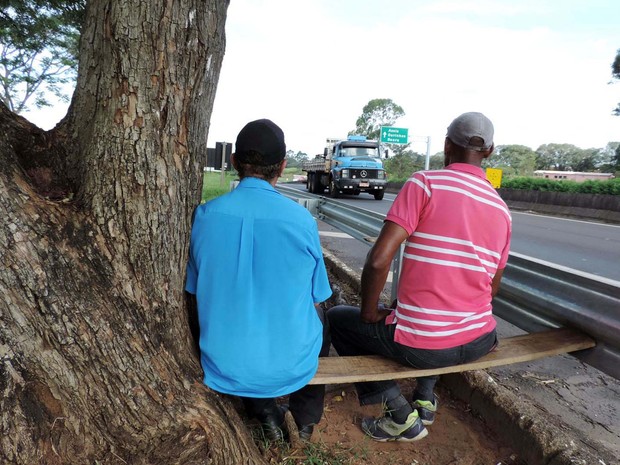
left=256, top=405, right=287, bottom=441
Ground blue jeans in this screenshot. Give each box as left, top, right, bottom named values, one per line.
left=327, top=305, right=497, bottom=405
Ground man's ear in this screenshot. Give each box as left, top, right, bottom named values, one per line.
left=278, top=159, right=287, bottom=177
left=444, top=138, right=452, bottom=166
left=231, top=153, right=239, bottom=170
left=483, top=144, right=495, bottom=159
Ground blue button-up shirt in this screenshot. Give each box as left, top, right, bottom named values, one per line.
left=186, top=177, right=332, bottom=397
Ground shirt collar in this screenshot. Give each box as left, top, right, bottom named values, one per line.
left=238, top=176, right=277, bottom=191
left=445, top=163, right=487, bottom=179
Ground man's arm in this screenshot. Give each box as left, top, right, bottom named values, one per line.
left=360, top=221, right=409, bottom=323
left=491, top=268, right=505, bottom=297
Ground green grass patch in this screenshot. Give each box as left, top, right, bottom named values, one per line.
left=201, top=170, right=238, bottom=203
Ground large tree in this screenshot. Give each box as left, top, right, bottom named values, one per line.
left=350, top=98, right=405, bottom=142
left=485, top=144, right=537, bottom=177
left=0, top=0, right=85, bottom=113
left=0, top=1, right=269, bottom=464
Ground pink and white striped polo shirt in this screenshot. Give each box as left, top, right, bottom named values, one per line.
left=385, top=163, right=512, bottom=350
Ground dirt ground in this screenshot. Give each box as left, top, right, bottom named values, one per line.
left=241, top=377, right=521, bottom=465
left=305, top=380, right=519, bottom=465
left=245, top=276, right=523, bottom=465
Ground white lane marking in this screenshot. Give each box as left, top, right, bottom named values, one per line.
left=510, top=251, right=620, bottom=287
left=512, top=211, right=620, bottom=228
left=320, top=231, right=353, bottom=239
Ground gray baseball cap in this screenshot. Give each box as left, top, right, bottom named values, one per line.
left=446, top=112, right=494, bottom=151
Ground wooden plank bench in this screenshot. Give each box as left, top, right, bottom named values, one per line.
left=308, top=328, right=595, bottom=385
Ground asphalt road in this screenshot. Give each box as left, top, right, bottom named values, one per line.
left=282, top=183, right=620, bottom=282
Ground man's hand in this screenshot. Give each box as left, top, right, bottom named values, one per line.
left=360, top=221, right=409, bottom=324
left=361, top=304, right=392, bottom=323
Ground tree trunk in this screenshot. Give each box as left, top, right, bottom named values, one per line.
left=1, top=0, right=267, bottom=463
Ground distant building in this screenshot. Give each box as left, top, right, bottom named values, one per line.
left=534, top=171, right=614, bottom=182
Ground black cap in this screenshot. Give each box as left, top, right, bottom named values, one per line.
left=234, top=119, right=286, bottom=166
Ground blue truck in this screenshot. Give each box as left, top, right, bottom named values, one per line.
left=302, top=135, right=387, bottom=200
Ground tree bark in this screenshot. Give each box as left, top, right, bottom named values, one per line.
left=1, top=0, right=267, bottom=463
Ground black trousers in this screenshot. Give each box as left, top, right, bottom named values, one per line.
left=241, top=305, right=330, bottom=427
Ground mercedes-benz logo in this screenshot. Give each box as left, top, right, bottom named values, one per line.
left=360, top=170, right=368, bottom=178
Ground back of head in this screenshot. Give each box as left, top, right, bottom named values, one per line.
left=234, top=119, right=286, bottom=180
left=235, top=119, right=286, bottom=166
left=446, top=112, right=494, bottom=152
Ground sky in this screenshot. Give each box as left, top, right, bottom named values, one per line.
left=24, top=0, right=620, bottom=157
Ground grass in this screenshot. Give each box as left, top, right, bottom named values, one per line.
left=276, top=440, right=368, bottom=465
left=201, top=170, right=238, bottom=203
left=200, top=166, right=307, bottom=203
left=246, top=419, right=369, bottom=465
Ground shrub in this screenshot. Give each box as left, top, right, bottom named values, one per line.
left=501, top=177, right=619, bottom=195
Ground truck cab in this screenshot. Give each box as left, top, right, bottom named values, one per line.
left=326, top=136, right=387, bottom=200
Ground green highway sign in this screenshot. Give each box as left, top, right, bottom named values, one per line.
left=380, top=126, right=409, bottom=144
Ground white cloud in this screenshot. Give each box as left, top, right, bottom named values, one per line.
left=205, top=0, right=620, bottom=156
left=22, top=0, right=620, bottom=156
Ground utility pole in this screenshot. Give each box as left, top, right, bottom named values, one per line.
left=220, top=142, right=227, bottom=187
left=425, top=136, right=431, bottom=170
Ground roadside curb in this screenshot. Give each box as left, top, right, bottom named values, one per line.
left=321, top=249, right=616, bottom=465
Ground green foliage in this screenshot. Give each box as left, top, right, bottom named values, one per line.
left=200, top=171, right=238, bottom=203
left=502, top=176, right=620, bottom=195
left=428, top=152, right=445, bottom=170
left=350, top=98, right=405, bottom=142
left=0, top=0, right=85, bottom=113
left=483, top=144, right=537, bottom=177
left=276, top=439, right=367, bottom=465
left=383, top=151, right=424, bottom=181
left=285, top=150, right=309, bottom=168
left=535, top=143, right=609, bottom=173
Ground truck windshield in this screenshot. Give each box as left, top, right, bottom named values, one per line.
left=339, top=147, right=379, bottom=157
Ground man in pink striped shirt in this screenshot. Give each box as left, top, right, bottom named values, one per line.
left=327, top=112, right=512, bottom=442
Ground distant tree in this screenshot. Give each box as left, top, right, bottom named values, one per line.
left=572, top=147, right=603, bottom=172
left=0, top=0, right=84, bottom=113
left=535, top=143, right=584, bottom=171
left=598, top=141, right=620, bottom=172
left=285, top=149, right=309, bottom=168
left=485, top=144, right=537, bottom=177
left=383, top=150, right=423, bottom=181
left=428, top=152, right=444, bottom=170
left=612, top=48, right=620, bottom=116
left=350, top=98, right=405, bottom=141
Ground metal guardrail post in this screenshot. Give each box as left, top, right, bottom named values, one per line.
left=276, top=184, right=620, bottom=380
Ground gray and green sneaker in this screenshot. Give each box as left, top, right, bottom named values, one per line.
left=361, top=410, right=428, bottom=442
left=412, top=397, right=438, bottom=426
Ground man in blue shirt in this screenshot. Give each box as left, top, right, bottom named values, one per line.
left=186, top=119, right=332, bottom=442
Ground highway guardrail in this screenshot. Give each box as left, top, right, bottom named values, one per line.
left=277, top=184, right=620, bottom=380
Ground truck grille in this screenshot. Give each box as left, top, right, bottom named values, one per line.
left=350, top=169, right=379, bottom=179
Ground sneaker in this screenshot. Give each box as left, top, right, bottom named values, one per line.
left=412, top=397, right=438, bottom=426
left=361, top=411, right=428, bottom=442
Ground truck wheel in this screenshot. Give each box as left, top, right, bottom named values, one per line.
left=329, top=179, right=340, bottom=198
left=306, top=174, right=312, bottom=191
left=373, top=191, right=385, bottom=200
left=312, top=173, right=322, bottom=194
